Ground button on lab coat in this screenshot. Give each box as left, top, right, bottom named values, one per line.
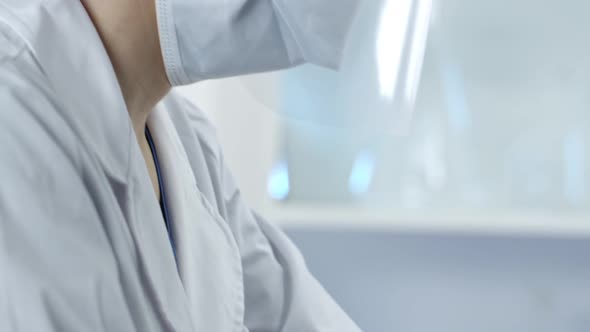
left=0, top=1, right=361, bottom=331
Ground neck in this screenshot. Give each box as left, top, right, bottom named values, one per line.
left=82, top=0, right=171, bottom=134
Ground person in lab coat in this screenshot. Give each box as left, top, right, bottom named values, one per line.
left=0, top=0, right=361, bottom=331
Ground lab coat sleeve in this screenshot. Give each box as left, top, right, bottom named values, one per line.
left=157, top=0, right=361, bottom=84
left=181, top=105, right=361, bottom=331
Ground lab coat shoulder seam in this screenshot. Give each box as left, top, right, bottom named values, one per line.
left=0, top=21, right=27, bottom=62
left=0, top=4, right=48, bottom=79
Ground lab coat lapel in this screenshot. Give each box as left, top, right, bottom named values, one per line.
left=4, top=1, right=195, bottom=330
left=4, top=0, right=133, bottom=176
left=148, top=106, right=245, bottom=332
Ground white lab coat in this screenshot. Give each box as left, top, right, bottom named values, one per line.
left=0, top=1, right=361, bottom=331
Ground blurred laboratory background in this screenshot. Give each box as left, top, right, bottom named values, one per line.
left=178, top=0, right=590, bottom=330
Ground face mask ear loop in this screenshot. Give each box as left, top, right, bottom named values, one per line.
left=155, top=0, right=191, bottom=86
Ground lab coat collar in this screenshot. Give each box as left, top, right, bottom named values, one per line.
left=147, top=106, right=245, bottom=332
left=0, top=0, right=132, bottom=178
left=1, top=2, right=197, bottom=330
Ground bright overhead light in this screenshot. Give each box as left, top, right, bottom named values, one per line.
left=376, top=0, right=414, bottom=100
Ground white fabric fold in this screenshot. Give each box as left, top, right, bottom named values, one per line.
left=155, top=0, right=360, bottom=86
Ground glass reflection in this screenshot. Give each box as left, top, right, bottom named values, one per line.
left=267, top=0, right=590, bottom=216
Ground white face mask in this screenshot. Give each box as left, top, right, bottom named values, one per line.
left=155, top=0, right=359, bottom=86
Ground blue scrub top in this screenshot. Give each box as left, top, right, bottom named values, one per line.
left=145, top=127, right=176, bottom=259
